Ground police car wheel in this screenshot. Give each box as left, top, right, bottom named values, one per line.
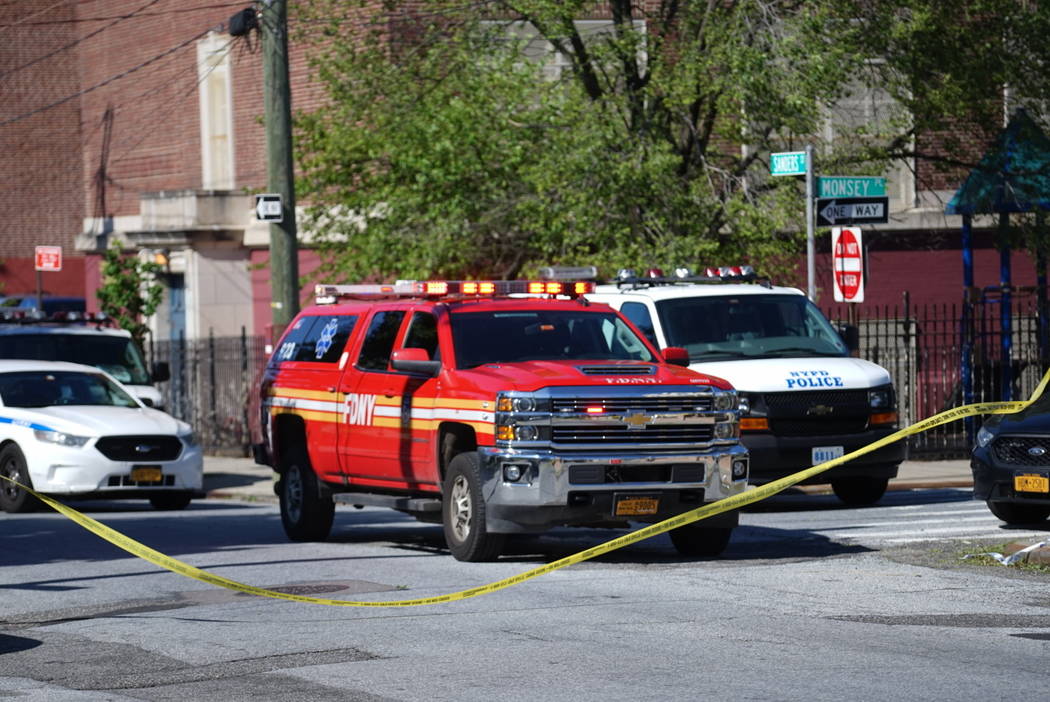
left=668, top=523, right=732, bottom=558
left=442, top=452, right=504, bottom=562
left=149, top=492, right=193, bottom=511
left=0, top=444, right=41, bottom=514
left=279, top=452, right=334, bottom=541
left=831, top=477, right=888, bottom=506
left=987, top=500, right=1050, bottom=525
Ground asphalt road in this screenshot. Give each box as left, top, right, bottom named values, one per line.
left=3, top=490, right=1050, bottom=701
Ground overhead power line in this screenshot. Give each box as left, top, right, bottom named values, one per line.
left=0, top=1, right=245, bottom=27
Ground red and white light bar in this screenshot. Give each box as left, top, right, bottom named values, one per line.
left=703, top=265, right=755, bottom=280
left=316, top=280, right=595, bottom=303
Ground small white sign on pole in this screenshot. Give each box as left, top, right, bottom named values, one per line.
left=832, top=227, right=864, bottom=303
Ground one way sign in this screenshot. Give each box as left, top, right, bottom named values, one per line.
left=255, top=193, right=283, bottom=222
left=816, top=197, right=888, bottom=226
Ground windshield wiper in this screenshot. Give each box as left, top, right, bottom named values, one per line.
left=691, top=350, right=755, bottom=359
left=761, top=347, right=842, bottom=357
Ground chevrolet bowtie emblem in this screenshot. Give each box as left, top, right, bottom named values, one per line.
left=806, top=404, right=834, bottom=417
left=624, top=412, right=651, bottom=429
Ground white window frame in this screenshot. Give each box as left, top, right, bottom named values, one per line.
left=197, top=32, right=235, bottom=191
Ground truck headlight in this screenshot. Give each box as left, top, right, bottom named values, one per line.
left=34, top=429, right=90, bottom=447
left=869, top=388, right=893, bottom=409
left=976, top=426, right=995, bottom=448
left=497, top=395, right=536, bottom=412
left=713, top=421, right=738, bottom=439
left=713, top=392, right=737, bottom=412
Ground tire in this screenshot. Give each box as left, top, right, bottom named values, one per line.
left=668, top=523, right=733, bottom=558
left=279, top=450, right=334, bottom=541
left=831, top=476, right=889, bottom=506
left=149, top=492, right=193, bottom=511
left=442, top=452, right=504, bottom=562
left=0, top=444, right=41, bottom=514
left=987, top=500, right=1050, bottom=525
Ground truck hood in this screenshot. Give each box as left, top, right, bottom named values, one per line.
left=689, top=356, right=892, bottom=393
left=23, top=406, right=189, bottom=437
left=458, top=360, right=732, bottom=392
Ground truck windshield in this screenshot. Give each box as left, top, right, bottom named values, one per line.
left=450, top=310, right=655, bottom=368
left=656, top=294, right=848, bottom=360
left=0, top=333, right=152, bottom=385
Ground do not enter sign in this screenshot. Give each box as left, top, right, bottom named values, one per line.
left=832, top=227, right=864, bottom=302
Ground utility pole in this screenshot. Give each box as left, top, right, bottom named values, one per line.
left=261, top=0, right=298, bottom=335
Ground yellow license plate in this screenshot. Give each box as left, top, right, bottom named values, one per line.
left=1014, top=474, right=1050, bottom=493
left=615, top=496, right=660, bottom=516
left=131, top=466, right=163, bottom=483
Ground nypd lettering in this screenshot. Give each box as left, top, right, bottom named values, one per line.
left=785, top=369, right=843, bottom=389
left=344, top=392, right=377, bottom=426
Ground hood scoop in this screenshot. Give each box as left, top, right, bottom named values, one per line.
left=576, top=364, right=656, bottom=376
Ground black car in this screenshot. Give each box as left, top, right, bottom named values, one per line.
left=972, top=397, right=1050, bottom=524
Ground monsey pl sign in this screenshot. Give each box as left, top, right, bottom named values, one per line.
left=255, top=193, right=283, bottom=222
left=816, top=197, right=888, bottom=226
left=818, top=176, right=886, bottom=198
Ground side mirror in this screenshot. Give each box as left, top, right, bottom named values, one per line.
left=152, top=362, right=171, bottom=383
left=837, top=325, right=860, bottom=353
left=662, top=346, right=690, bottom=367
left=391, top=348, right=441, bottom=377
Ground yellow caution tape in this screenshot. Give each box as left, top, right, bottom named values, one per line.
left=4, top=368, right=1049, bottom=607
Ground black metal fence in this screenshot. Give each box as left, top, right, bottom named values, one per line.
left=151, top=295, right=1050, bottom=458
left=150, top=329, right=269, bottom=456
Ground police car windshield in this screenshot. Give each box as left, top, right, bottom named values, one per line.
left=450, top=310, right=655, bottom=368
left=656, top=294, right=848, bottom=360
left=0, top=371, right=139, bottom=408
left=0, top=333, right=151, bottom=385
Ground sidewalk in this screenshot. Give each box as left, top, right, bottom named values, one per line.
left=201, top=455, right=975, bottom=504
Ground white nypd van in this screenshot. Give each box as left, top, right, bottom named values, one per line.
left=586, top=266, right=904, bottom=505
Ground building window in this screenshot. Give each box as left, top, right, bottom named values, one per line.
left=197, top=32, right=234, bottom=190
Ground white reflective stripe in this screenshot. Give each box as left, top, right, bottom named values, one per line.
left=373, top=405, right=402, bottom=418
left=411, top=407, right=494, bottom=423
left=264, top=397, right=342, bottom=413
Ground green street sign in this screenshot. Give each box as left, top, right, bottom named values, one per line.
left=818, top=176, right=886, bottom=198
left=770, top=151, right=807, bottom=177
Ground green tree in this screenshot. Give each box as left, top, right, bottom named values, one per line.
left=293, top=0, right=1050, bottom=283
left=96, top=241, right=163, bottom=351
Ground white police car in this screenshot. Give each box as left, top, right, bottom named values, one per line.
left=0, top=360, right=202, bottom=512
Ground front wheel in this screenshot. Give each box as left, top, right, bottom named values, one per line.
left=987, top=500, right=1050, bottom=525
left=0, top=444, right=41, bottom=513
left=279, top=451, right=334, bottom=541
left=668, top=523, right=733, bottom=558
left=442, top=452, right=504, bottom=562
left=831, top=476, right=889, bottom=506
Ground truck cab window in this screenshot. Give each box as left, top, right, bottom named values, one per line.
left=357, top=311, right=406, bottom=371
left=403, top=312, right=440, bottom=361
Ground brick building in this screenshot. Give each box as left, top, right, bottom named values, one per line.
left=0, top=1, right=1041, bottom=344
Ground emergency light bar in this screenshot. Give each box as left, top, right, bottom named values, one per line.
left=315, top=279, right=596, bottom=303
left=614, top=265, right=761, bottom=289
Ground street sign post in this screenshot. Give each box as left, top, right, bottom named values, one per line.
left=770, top=151, right=807, bottom=177
left=832, top=227, right=864, bottom=303
left=255, top=193, right=283, bottom=222
left=818, top=176, right=886, bottom=198
left=816, top=197, right=888, bottom=226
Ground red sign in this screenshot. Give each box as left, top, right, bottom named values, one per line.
left=34, top=245, right=63, bottom=272
left=832, top=227, right=863, bottom=302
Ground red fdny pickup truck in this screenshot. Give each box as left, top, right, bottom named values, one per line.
left=253, top=278, right=748, bottom=561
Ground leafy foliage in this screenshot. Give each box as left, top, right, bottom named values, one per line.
left=96, top=240, right=163, bottom=351
left=292, top=0, right=1050, bottom=284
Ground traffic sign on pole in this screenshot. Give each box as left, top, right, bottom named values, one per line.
left=255, top=193, right=283, bottom=222
left=832, top=227, right=864, bottom=303
left=818, top=176, right=886, bottom=198
left=816, top=197, right=888, bottom=226
left=34, top=245, right=62, bottom=272
left=770, top=151, right=807, bottom=177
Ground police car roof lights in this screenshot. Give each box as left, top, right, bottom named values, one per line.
left=315, top=279, right=596, bottom=303
left=614, top=264, right=762, bottom=289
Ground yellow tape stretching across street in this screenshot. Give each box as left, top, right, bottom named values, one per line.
left=5, top=368, right=1050, bottom=607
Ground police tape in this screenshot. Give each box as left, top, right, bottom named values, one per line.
left=4, top=369, right=1049, bottom=607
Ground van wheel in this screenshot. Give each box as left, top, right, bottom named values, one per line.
left=279, top=451, right=334, bottom=541
left=987, top=501, right=1050, bottom=525
left=831, top=477, right=888, bottom=506
left=149, top=492, right=193, bottom=511
left=442, top=452, right=504, bottom=562
left=0, top=444, right=41, bottom=513
left=669, top=523, right=733, bottom=557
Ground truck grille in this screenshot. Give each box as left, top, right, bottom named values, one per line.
left=95, top=435, right=183, bottom=462
left=993, top=436, right=1050, bottom=466
left=569, top=464, right=704, bottom=484
left=552, top=397, right=713, bottom=412
left=553, top=424, right=714, bottom=444
left=763, top=390, right=869, bottom=437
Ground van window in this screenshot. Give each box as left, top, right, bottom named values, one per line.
left=620, top=302, right=657, bottom=345
left=0, top=333, right=151, bottom=385
left=357, top=311, right=406, bottom=371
